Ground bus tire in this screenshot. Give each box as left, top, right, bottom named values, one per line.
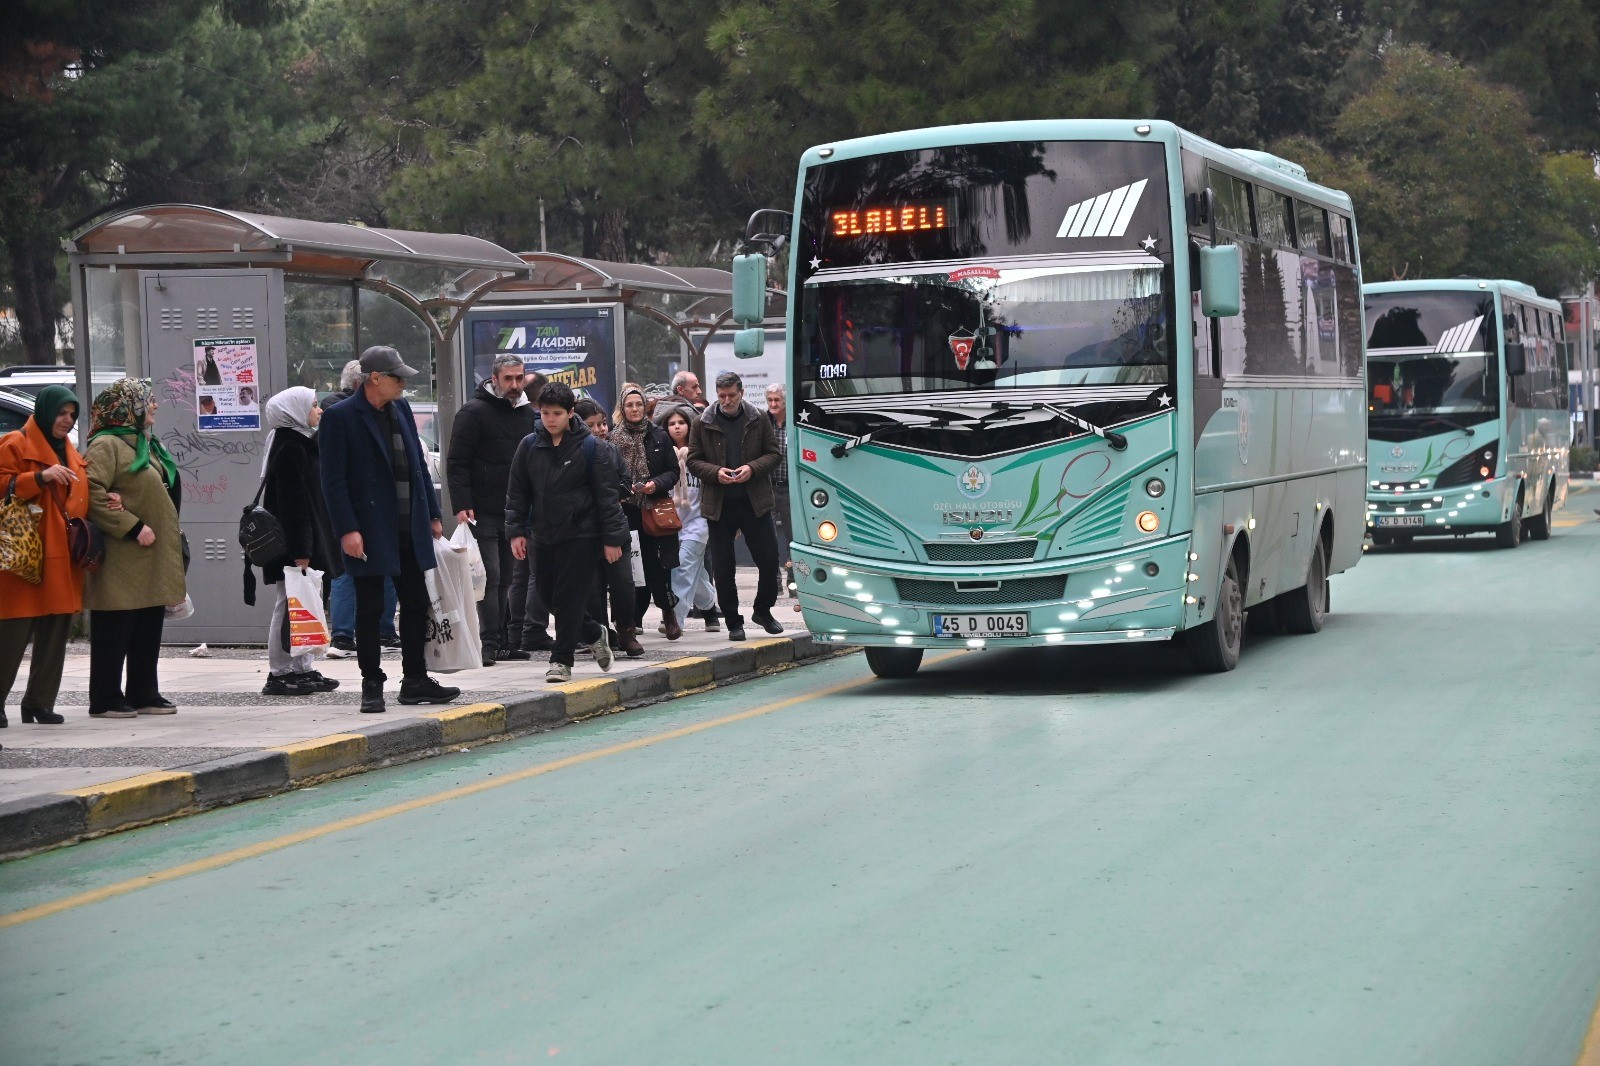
left=1494, top=492, right=1524, bottom=549
left=1188, top=554, right=1243, bottom=673
left=1526, top=480, right=1555, bottom=541
left=865, top=647, right=923, bottom=679
left=1279, top=535, right=1329, bottom=634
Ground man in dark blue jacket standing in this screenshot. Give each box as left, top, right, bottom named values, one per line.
left=505, top=381, right=629, bottom=683
left=320, top=345, right=461, bottom=713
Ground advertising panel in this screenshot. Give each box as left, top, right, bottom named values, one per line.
left=192, top=336, right=261, bottom=431
left=465, top=304, right=619, bottom=414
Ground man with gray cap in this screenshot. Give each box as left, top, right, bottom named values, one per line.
left=320, top=345, right=460, bottom=713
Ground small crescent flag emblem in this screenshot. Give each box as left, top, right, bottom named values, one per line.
left=949, top=330, right=976, bottom=371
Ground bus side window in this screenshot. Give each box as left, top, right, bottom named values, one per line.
left=1193, top=291, right=1215, bottom=377
left=1207, top=169, right=1254, bottom=237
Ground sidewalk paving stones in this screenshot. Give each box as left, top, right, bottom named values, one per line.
left=0, top=574, right=841, bottom=858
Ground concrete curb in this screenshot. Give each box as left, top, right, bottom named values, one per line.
left=1, top=633, right=844, bottom=861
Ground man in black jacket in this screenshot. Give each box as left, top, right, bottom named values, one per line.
left=505, top=381, right=629, bottom=683
left=447, top=354, right=536, bottom=664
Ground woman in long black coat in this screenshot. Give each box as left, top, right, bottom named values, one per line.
left=258, top=387, right=343, bottom=696
left=610, top=384, right=681, bottom=654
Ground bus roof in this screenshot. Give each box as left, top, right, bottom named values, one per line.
left=799, top=119, right=1353, bottom=213
left=1364, top=278, right=1561, bottom=311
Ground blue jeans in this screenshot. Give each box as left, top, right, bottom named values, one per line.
left=331, top=572, right=397, bottom=640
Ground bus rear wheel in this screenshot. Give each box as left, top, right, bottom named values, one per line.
left=1494, top=493, right=1524, bottom=549
left=865, top=647, right=923, bottom=679
left=1526, top=480, right=1555, bottom=541
left=1280, top=536, right=1329, bottom=634
left=1188, top=555, right=1243, bottom=673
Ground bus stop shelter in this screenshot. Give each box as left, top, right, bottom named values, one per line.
left=66, top=204, right=534, bottom=642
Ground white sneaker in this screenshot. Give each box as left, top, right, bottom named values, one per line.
left=545, top=663, right=572, bottom=683
left=326, top=642, right=356, bottom=659
left=590, top=635, right=614, bottom=672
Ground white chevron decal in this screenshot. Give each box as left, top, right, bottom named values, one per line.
left=1434, top=316, right=1484, bottom=353
left=1056, top=179, right=1148, bottom=239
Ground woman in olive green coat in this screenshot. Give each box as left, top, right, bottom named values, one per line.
left=84, top=380, right=186, bottom=718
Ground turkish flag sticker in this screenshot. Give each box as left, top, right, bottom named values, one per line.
left=802, top=448, right=817, bottom=462
left=949, top=331, right=976, bottom=371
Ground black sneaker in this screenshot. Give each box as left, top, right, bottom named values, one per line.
left=751, top=612, right=785, bottom=635
left=263, top=674, right=315, bottom=697
left=398, top=675, right=461, bottom=705
left=523, top=631, right=555, bottom=652
left=497, top=647, right=531, bottom=661
left=481, top=645, right=497, bottom=667
left=326, top=635, right=357, bottom=659
left=360, top=680, right=386, bottom=713
left=727, top=627, right=747, bottom=641
left=381, top=636, right=403, bottom=650
left=294, top=670, right=340, bottom=692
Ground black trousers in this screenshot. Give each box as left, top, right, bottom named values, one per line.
left=89, top=605, right=165, bottom=712
left=707, top=495, right=781, bottom=629
left=589, top=550, right=634, bottom=634
left=507, top=551, right=550, bottom=647
left=632, top=528, right=680, bottom=627
left=472, top=523, right=515, bottom=650
left=0, top=613, right=74, bottom=714
left=535, top=537, right=604, bottom=667
left=355, top=538, right=430, bottom=683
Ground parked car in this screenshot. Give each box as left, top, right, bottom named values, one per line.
left=0, top=365, right=123, bottom=402
left=0, top=385, right=33, bottom=436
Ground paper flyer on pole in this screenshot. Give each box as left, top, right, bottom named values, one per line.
left=193, top=337, right=261, bottom=431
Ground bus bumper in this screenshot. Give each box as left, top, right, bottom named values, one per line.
left=1365, top=476, right=1516, bottom=537
left=792, top=536, right=1191, bottom=651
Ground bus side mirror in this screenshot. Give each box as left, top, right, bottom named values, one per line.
left=1504, top=340, right=1527, bottom=376
left=733, top=328, right=765, bottom=359
left=1199, top=245, right=1242, bottom=318
left=732, top=253, right=768, bottom=328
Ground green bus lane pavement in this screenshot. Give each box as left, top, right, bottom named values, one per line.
left=1, top=489, right=1597, bottom=1064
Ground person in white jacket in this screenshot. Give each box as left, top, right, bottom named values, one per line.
left=655, top=403, right=721, bottom=631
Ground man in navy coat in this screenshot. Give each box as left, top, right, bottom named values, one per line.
left=320, top=345, right=460, bottom=713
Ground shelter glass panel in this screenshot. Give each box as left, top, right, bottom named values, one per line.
left=284, top=280, right=355, bottom=395
left=359, top=288, right=435, bottom=402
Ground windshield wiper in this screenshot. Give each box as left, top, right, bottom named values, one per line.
left=1421, top=415, right=1476, bottom=437
left=830, top=419, right=949, bottom=457
left=984, top=400, right=1129, bottom=450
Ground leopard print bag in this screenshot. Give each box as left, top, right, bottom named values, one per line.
left=0, top=474, right=44, bottom=585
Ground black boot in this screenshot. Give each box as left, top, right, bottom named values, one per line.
left=360, top=679, right=386, bottom=713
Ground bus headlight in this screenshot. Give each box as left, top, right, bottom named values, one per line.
left=810, top=489, right=829, bottom=507
left=1136, top=511, right=1160, bottom=533
left=1144, top=477, right=1166, bottom=498
left=818, top=521, right=839, bottom=542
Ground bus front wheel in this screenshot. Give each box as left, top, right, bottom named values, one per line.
left=1280, top=536, right=1329, bottom=634
left=1188, top=555, right=1243, bottom=673
left=1526, top=480, right=1555, bottom=541
left=865, top=647, right=923, bottom=679
left=1494, top=494, right=1524, bottom=549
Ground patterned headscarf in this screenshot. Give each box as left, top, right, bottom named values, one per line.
left=612, top=383, right=651, bottom=502
left=261, top=386, right=319, bottom=474
left=90, top=378, right=178, bottom=485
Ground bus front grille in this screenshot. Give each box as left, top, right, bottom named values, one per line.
left=893, top=575, right=1067, bottom=606
left=923, top=540, right=1038, bottom=563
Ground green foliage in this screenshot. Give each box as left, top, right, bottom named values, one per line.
left=1285, top=47, right=1600, bottom=296
left=1569, top=444, right=1598, bottom=473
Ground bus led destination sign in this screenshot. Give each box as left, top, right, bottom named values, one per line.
left=830, top=202, right=951, bottom=238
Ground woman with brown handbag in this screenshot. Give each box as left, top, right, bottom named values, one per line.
left=610, top=383, right=681, bottom=651
left=0, top=385, right=89, bottom=727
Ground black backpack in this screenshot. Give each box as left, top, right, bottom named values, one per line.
left=239, top=474, right=288, bottom=605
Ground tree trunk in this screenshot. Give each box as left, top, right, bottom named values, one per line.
left=6, top=242, right=63, bottom=363
left=594, top=207, right=627, bottom=263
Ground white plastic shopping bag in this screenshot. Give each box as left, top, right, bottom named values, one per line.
left=450, top=520, right=487, bottom=602
left=425, top=537, right=482, bottom=671
left=282, top=566, right=330, bottom=659
left=628, top=530, right=646, bottom=587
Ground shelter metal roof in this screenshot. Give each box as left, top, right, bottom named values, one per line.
left=69, top=204, right=530, bottom=278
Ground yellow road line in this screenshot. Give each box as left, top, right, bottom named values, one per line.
left=0, top=654, right=956, bottom=930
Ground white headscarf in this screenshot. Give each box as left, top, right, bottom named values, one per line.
left=261, top=386, right=319, bottom=473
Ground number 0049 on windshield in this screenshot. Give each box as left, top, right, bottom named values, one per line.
left=932, top=613, right=1030, bottom=638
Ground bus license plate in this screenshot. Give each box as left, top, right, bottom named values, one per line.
left=1374, top=515, right=1425, bottom=528
left=933, top=613, right=1029, bottom=638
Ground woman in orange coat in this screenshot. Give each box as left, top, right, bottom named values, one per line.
left=0, top=385, right=89, bottom=727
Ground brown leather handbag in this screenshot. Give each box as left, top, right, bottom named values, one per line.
left=640, top=495, right=683, bottom=536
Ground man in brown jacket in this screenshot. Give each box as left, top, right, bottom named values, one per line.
left=686, top=371, right=783, bottom=641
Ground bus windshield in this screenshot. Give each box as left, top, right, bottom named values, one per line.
left=799, top=261, right=1169, bottom=399
left=1366, top=290, right=1499, bottom=433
